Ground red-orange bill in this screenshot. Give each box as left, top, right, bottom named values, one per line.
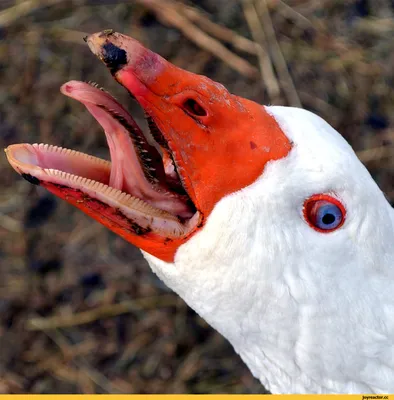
left=5, top=30, right=292, bottom=262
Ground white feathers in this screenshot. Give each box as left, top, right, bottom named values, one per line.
left=143, top=106, right=394, bottom=393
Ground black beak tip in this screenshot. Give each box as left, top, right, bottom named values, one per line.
left=102, top=42, right=128, bottom=74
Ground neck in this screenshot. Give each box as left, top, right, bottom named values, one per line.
left=143, top=193, right=394, bottom=393
left=146, top=245, right=394, bottom=393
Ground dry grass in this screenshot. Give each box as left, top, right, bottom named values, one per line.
left=0, top=0, right=393, bottom=394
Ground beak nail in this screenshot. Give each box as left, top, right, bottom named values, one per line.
left=102, top=42, right=128, bottom=75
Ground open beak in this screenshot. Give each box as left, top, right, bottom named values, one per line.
left=5, top=30, right=291, bottom=262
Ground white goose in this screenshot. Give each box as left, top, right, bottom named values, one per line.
left=5, top=31, right=394, bottom=393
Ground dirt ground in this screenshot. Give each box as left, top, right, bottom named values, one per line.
left=0, top=0, right=393, bottom=394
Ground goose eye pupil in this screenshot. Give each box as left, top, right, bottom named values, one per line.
left=322, top=213, right=335, bottom=225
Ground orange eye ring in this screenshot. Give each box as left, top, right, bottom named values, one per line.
left=303, top=194, right=346, bottom=233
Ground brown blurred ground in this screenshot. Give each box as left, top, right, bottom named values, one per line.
left=0, top=0, right=393, bottom=394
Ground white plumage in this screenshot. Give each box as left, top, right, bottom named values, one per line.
left=144, top=106, right=394, bottom=393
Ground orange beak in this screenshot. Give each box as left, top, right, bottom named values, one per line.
left=88, top=31, right=292, bottom=215
left=5, top=31, right=292, bottom=262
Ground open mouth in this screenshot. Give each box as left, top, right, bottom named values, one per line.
left=5, top=30, right=293, bottom=262
left=5, top=79, right=200, bottom=239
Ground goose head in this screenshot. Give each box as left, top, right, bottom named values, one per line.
left=5, top=31, right=394, bottom=393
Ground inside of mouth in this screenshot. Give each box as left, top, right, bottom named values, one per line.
left=67, top=80, right=197, bottom=219
left=9, top=80, right=196, bottom=224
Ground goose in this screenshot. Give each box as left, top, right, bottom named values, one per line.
left=5, top=31, right=394, bottom=394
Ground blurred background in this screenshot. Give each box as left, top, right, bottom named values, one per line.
left=0, top=0, right=393, bottom=394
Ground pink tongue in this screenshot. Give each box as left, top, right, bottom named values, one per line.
left=60, top=81, right=193, bottom=218
left=85, top=104, right=148, bottom=196
left=104, top=122, right=135, bottom=192
left=85, top=103, right=193, bottom=218
left=107, top=132, right=123, bottom=189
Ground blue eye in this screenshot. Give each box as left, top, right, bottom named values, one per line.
left=304, top=195, right=346, bottom=232
left=314, top=202, right=342, bottom=229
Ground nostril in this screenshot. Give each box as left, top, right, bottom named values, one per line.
left=183, top=99, right=207, bottom=117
